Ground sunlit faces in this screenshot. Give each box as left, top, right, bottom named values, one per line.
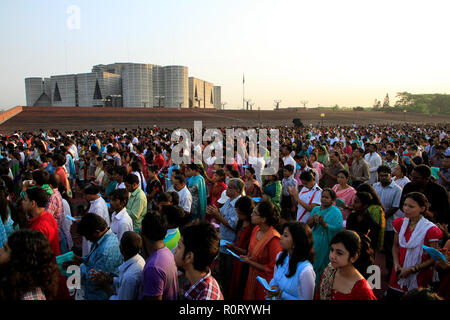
left=402, top=197, right=425, bottom=219
left=174, top=236, right=191, bottom=270
left=0, top=242, right=11, bottom=265
left=329, top=242, right=358, bottom=269
left=280, top=227, right=294, bottom=252
left=378, top=171, right=391, bottom=185
left=336, top=172, right=348, bottom=185
left=320, top=191, right=333, bottom=208
left=251, top=207, right=263, bottom=225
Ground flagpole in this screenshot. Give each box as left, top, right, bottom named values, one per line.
left=243, top=73, right=245, bottom=110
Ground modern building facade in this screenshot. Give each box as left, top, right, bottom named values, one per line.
left=25, top=61, right=220, bottom=108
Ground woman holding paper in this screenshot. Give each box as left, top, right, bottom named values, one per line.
left=386, top=192, right=443, bottom=299
left=266, top=222, right=316, bottom=300
left=241, top=200, right=281, bottom=300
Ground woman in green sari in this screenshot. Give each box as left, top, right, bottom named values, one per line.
left=186, top=164, right=207, bottom=222
left=307, top=188, right=343, bottom=289
left=262, top=173, right=282, bottom=213
left=356, top=183, right=385, bottom=252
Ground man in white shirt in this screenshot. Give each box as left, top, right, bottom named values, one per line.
left=82, top=184, right=111, bottom=256
left=171, top=174, right=192, bottom=216
left=110, top=189, right=133, bottom=242
left=248, top=149, right=266, bottom=186
left=282, top=145, right=296, bottom=178
left=90, top=231, right=145, bottom=300
left=289, top=170, right=322, bottom=223
left=373, top=165, right=402, bottom=281
left=364, top=143, right=382, bottom=185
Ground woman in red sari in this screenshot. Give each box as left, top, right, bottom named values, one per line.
left=315, top=230, right=377, bottom=300
left=227, top=196, right=256, bottom=300
left=208, top=169, right=227, bottom=207
left=242, top=200, right=281, bottom=300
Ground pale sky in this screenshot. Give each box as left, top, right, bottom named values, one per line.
left=1, top=0, right=450, bottom=110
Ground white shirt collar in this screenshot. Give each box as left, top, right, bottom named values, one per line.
left=112, top=207, right=127, bottom=221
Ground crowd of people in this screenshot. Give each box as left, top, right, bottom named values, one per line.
left=0, top=122, right=449, bottom=301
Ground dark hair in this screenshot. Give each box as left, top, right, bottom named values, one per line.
left=245, top=166, right=256, bottom=177
left=27, top=159, right=41, bottom=170
left=377, top=165, right=392, bottom=175
left=157, top=192, right=173, bottom=204
left=276, top=222, right=315, bottom=278
left=0, top=230, right=59, bottom=300
left=353, top=232, right=375, bottom=279
left=283, top=164, right=294, bottom=173
left=124, top=173, right=139, bottom=186
left=337, top=169, right=350, bottom=179
left=299, top=170, right=314, bottom=182
left=77, top=213, right=108, bottom=236
left=160, top=205, right=184, bottom=228
left=256, top=200, right=280, bottom=229
left=412, top=164, right=431, bottom=179
left=109, top=188, right=129, bottom=204
left=48, top=173, right=60, bottom=189
left=403, top=192, right=429, bottom=213
left=169, top=191, right=180, bottom=206
left=83, top=183, right=100, bottom=195
left=32, top=170, right=49, bottom=186
left=53, top=153, right=66, bottom=167
left=25, top=187, right=49, bottom=208
left=356, top=183, right=384, bottom=210
left=355, top=191, right=373, bottom=207
left=120, top=231, right=142, bottom=257
left=180, top=221, right=220, bottom=273
left=173, top=174, right=186, bottom=185
left=321, top=188, right=337, bottom=201
left=0, top=186, right=9, bottom=224
left=386, top=150, right=396, bottom=158
left=148, top=164, right=159, bottom=174
left=230, top=169, right=240, bottom=178
left=113, top=166, right=128, bottom=179
left=141, top=211, right=168, bottom=242
left=401, top=288, right=443, bottom=300
left=330, top=230, right=361, bottom=259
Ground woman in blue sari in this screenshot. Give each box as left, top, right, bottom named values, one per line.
left=186, top=164, right=207, bottom=222
left=307, top=188, right=343, bottom=288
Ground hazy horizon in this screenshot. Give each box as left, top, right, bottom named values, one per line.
left=1, top=0, right=450, bottom=110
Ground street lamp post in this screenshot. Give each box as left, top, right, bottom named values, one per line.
left=403, top=109, right=407, bottom=122
left=321, top=113, right=325, bottom=127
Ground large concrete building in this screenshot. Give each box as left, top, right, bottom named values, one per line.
left=25, top=62, right=221, bottom=109
left=188, top=77, right=218, bottom=109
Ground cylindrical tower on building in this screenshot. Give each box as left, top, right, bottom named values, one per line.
left=163, top=66, right=188, bottom=108
left=122, top=63, right=153, bottom=108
